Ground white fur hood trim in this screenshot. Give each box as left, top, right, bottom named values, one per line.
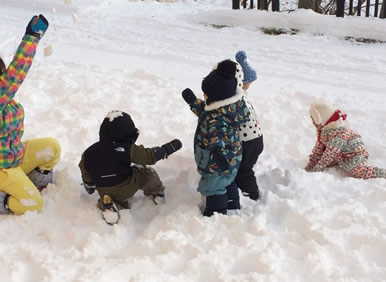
left=204, top=92, right=244, bottom=111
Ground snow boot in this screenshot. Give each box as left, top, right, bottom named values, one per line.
left=226, top=182, right=240, bottom=210
left=203, top=193, right=228, bottom=217
left=27, top=168, right=55, bottom=191
left=100, top=195, right=120, bottom=225
left=152, top=192, right=165, bottom=205
left=241, top=190, right=260, bottom=201
left=0, top=191, right=10, bottom=214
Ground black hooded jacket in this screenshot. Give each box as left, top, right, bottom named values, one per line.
left=82, top=112, right=139, bottom=187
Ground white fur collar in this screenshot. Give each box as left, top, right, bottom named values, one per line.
left=204, top=92, right=243, bottom=111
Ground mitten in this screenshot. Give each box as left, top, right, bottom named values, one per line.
left=83, top=183, right=96, bottom=195
left=162, top=139, right=183, bottom=158
left=211, top=149, right=228, bottom=171
left=153, top=139, right=183, bottom=160
left=25, top=14, right=49, bottom=38
left=182, top=88, right=197, bottom=105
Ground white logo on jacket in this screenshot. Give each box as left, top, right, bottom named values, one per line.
left=115, top=147, right=125, bottom=152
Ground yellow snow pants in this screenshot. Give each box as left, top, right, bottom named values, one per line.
left=0, top=137, right=61, bottom=214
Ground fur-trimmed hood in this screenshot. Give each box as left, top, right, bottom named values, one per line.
left=204, top=92, right=243, bottom=112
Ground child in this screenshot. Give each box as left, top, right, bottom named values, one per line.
left=79, top=110, right=182, bottom=224
left=306, top=101, right=386, bottom=179
left=182, top=59, right=250, bottom=216
left=234, top=50, right=264, bottom=200
left=0, top=15, right=61, bottom=215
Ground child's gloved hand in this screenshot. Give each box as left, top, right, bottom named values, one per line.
left=154, top=139, right=183, bottom=160
left=211, top=149, right=229, bottom=171
left=161, top=139, right=183, bottom=158
left=25, top=14, right=49, bottom=38
left=182, top=88, right=197, bottom=105
left=83, top=183, right=96, bottom=194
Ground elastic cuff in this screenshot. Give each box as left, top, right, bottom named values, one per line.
left=23, top=34, right=40, bottom=43
left=152, top=147, right=166, bottom=161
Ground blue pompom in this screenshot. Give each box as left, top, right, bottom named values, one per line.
left=235, top=50, right=247, bottom=63
left=235, top=50, right=257, bottom=83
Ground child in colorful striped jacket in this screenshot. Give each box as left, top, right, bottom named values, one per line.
left=182, top=59, right=250, bottom=216
left=0, top=15, right=61, bottom=215
left=305, top=101, right=386, bottom=179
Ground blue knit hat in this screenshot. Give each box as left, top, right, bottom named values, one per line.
left=235, top=50, right=257, bottom=83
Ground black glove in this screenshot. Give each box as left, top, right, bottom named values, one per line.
left=83, top=183, right=96, bottom=195
left=162, top=139, right=182, bottom=158
left=182, top=88, right=197, bottom=105
left=25, top=14, right=49, bottom=38
left=154, top=139, right=182, bottom=160
left=211, top=149, right=228, bottom=171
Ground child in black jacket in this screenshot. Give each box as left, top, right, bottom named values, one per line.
left=79, top=110, right=182, bottom=224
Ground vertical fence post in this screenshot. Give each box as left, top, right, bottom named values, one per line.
left=337, top=0, right=345, bottom=17
left=233, top=0, right=240, bottom=9
left=315, top=0, right=320, bottom=13
left=374, top=0, right=379, bottom=17
left=380, top=0, right=385, bottom=18
left=258, top=0, right=268, bottom=10
left=272, top=0, right=280, bottom=11
left=365, top=0, right=370, bottom=16
left=349, top=0, right=353, bottom=15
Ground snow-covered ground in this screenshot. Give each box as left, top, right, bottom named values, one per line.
left=1, top=0, right=386, bottom=281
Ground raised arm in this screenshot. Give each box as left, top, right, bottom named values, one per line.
left=182, top=88, right=205, bottom=117
left=131, top=139, right=182, bottom=165
left=0, top=15, right=49, bottom=112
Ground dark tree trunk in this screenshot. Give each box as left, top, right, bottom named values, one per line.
left=258, top=0, right=268, bottom=10
left=299, top=0, right=316, bottom=10
left=357, top=0, right=361, bottom=16
left=349, top=0, right=353, bottom=15
left=243, top=0, right=247, bottom=9
left=380, top=0, right=386, bottom=18
left=365, top=0, right=370, bottom=16
left=250, top=0, right=254, bottom=9
left=233, top=0, right=240, bottom=9
left=272, top=0, right=280, bottom=11
left=336, top=0, right=345, bottom=17
left=374, top=0, right=379, bottom=17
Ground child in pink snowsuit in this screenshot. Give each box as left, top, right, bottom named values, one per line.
left=305, top=101, right=386, bottom=179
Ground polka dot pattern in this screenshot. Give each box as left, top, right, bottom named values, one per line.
left=239, top=95, right=263, bottom=142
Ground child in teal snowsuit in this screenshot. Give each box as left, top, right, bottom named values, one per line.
left=182, top=60, right=250, bottom=216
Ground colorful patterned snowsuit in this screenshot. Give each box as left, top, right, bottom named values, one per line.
left=189, top=93, right=250, bottom=196
left=306, top=124, right=386, bottom=179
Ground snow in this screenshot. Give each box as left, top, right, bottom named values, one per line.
left=106, top=110, right=124, bottom=122
left=1, top=0, right=386, bottom=281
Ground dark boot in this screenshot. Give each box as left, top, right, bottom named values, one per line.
left=203, top=194, right=228, bottom=217
left=226, top=182, right=240, bottom=210
left=241, top=190, right=260, bottom=201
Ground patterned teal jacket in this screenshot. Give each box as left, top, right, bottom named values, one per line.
left=0, top=35, right=39, bottom=168
left=189, top=92, right=250, bottom=177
